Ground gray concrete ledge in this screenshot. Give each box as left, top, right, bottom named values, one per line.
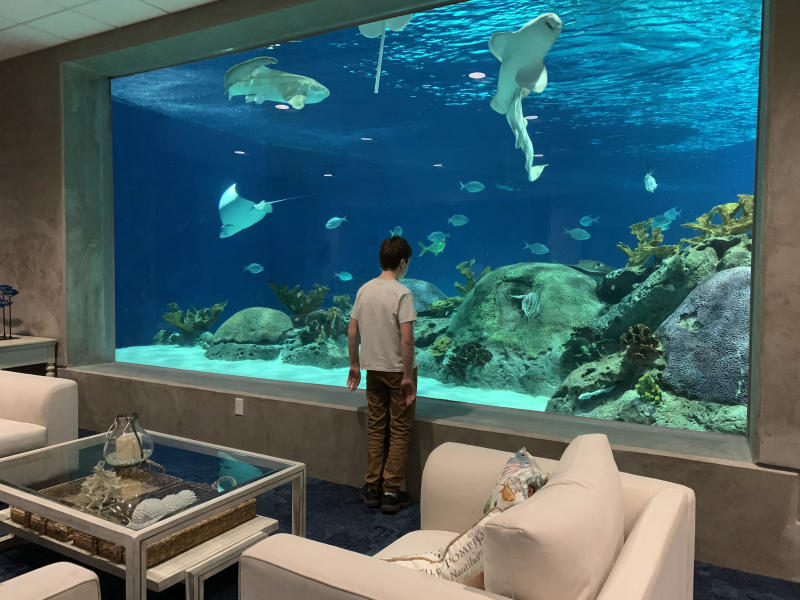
left=76, top=361, right=752, bottom=463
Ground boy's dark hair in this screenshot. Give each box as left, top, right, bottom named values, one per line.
left=380, top=236, right=412, bottom=271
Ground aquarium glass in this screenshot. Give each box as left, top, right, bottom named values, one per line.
left=112, top=0, right=760, bottom=434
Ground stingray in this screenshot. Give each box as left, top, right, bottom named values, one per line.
left=358, top=13, right=413, bottom=93
left=489, top=14, right=562, bottom=181
left=224, top=56, right=330, bottom=110
left=218, top=184, right=304, bottom=239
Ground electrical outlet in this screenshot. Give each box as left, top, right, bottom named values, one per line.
left=234, top=397, right=244, bottom=416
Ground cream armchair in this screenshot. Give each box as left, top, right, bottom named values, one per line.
left=0, top=562, right=100, bottom=600
left=239, top=435, right=695, bottom=600
left=0, top=370, right=78, bottom=457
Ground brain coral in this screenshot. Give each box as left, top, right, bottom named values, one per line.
left=655, top=266, right=750, bottom=405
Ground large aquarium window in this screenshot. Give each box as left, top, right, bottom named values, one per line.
left=112, top=0, right=761, bottom=435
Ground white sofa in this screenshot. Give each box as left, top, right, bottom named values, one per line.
left=0, top=370, right=78, bottom=457
left=239, top=435, right=695, bottom=600
left=0, top=562, right=100, bottom=600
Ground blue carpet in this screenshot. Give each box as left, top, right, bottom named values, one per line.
left=1, top=477, right=799, bottom=598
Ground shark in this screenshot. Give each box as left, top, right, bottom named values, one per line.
left=489, top=14, right=562, bottom=181
left=218, top=183, right=299, bottom=239
left=224, top=57, right=330, bottom=110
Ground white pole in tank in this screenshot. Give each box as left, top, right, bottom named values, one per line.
left=374, top=28, right=386, bottom=94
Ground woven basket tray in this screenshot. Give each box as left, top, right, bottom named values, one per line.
left=10, top=470, right=258, bottom=567
left=11, top=496, right=257, bottom=567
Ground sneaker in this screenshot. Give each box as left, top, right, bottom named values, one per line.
left=360, top=484, right=381, bottom=508
left=381, top=490, right=412, bottom=514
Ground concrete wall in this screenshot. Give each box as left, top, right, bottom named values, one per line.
left=3, top=0, right=800, bottom=583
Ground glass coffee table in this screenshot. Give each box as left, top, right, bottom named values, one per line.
left=0, top=432, right=305, bottom=600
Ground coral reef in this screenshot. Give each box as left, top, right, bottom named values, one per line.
left=620, top=324, right=662, bottom=362
left=445, top=341, right=493, bottom=383
left=454, top=259, right=491, bottom=296
left=655, top=266, right=750, bottom=405
left=681, top=194, right=754, bottom=244
left=212, top=307, right=292, bottom=344
left=162, top=300, right=227, bottom=344
left=635, top=372, right=663, bottom=403
left=616, top=219, right=683, bottom=267
left=268, top=281, right=328, bottom=315
left=429, top=335, right=453, bottom=362
left=333, top=294, right=352, bottom=313
left=297, top=307, right=347, bottom=344
left=400, top=278, right=447, bottom=312
left=419, top=297, right=463, bottom=318
left=560, top=326, right=616, bottom=373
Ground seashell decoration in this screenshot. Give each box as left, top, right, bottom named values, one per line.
left=129, top=490, right=198, bottom=530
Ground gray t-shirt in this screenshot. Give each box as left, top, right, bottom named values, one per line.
left=351, top=278, right=417, bottom=372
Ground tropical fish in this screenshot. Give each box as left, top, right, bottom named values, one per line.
left=224, top=56, right=330, bottom=110
left=448, top=214, right=470, bottom=227
left=325, top=216, right=348, bottom=229
left=564, top=227, right=591, bottom=241
left=218, top=183, right=294, bottom=239
left=489, top=13, right=562, bottom=180
left=418, top=240, right=446, bottom=257
left=494, top=183, right=521, bottom=192
left=650, top=207, right=681, bottom=231
left=644, top=168, right=658, bottom=193
left=427, top=231, right=449, bottom=243
left=334, top=271, right=353, bottom=281
left=524, top=241, right=549, bottom=255
left=460, top=180, right=485, bottom=193
left=389, top=225, right=403, bottom=236
left=579, top=215, right=599, bottom=227
left=510, top=291, right=541, bottom=319
left=243, top=263, right=264, bottom=274
left=577, top=385, right=616, bottom=402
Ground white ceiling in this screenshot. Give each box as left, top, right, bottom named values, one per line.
left=0, top=0, right=217, bottom=62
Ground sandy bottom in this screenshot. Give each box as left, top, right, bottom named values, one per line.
left=116, top=345, right=549, bottom=412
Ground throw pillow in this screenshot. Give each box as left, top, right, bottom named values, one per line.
left=483, top=433, right=625, bottom=600
left=483, top=447, right=548, bottom=513
left=383, top=508, right=502, bottom=587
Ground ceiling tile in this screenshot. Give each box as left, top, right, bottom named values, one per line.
left=29, top=10, right=110, bottom=40
left=75, top=0, right=167, bottom=28
left=0, top=23, right=67, bottom=51
left=141, top=0, right=215, bottom=12
left=0, top=41, right=26, bottom=60
left=47, top=0, right=98, bottom=7
left=0, top=0, right=62, bottom=23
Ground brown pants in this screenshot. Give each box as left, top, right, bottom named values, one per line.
left=365, top=369, right=417, bottom=494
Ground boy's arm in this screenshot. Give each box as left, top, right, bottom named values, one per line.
left=347, top=317, right=361, bottom=390
left=400, top=321, right=416, bottom=405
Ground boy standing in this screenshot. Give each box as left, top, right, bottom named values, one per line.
left=347, top=236, right=417, bottom=514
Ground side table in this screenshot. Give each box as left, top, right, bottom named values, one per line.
left=0, top=336, right=58, bottom=376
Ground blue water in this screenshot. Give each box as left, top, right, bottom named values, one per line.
left=111, top=0, right=760, bottom=353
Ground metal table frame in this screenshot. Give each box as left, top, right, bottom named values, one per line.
left=0, top=432, right=306, bottom=600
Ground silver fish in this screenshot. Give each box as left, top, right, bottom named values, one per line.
left=564, top=227, right=590, bottom=241
left=577, top=385, right=616, bottom=402
left=427, top=231, right=450, bottom=243
left=524, top=241, right=549, bottom=255
left=460, top=180, right=485, bottom=193
left=325, top=216, right=348, bottom=229
left=243, top=263, right=264, bottom=274
left=389, top=225, right=403, bottom=236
